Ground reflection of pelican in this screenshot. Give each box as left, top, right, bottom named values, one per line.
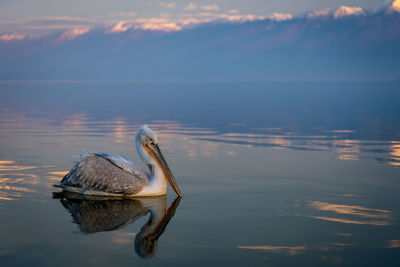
left=55, top=125, right=182, bottom=197
left=53, top=192, right=181, bottom=258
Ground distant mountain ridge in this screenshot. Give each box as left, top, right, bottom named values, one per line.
left=0, top=3, right=399, bottom=81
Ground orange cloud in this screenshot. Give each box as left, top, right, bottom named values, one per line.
left=267, top=13, right=293, bottom=21
left=58, top=27, right=90, bottom=41
left=133, top=18, right=181, bottom=31
left=109, top=21, right=131, bottom=33
left=334, top=6, right=364, bottom=19
left=0, top=33, right=25, bottom=41
left=0, top=16, right=99, bottom=35
left=390, top=0, right=400, bottom=13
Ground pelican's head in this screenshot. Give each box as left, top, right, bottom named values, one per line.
left=136, top=125, right=182, bottom=196
left=136, top=124, right=159, bottom=146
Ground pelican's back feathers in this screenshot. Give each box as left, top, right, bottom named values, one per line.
left=60, top=152, right=148, bottom=195
left=93, top=152, right=147, bottom=177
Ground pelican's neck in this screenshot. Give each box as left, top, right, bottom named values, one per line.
left=135, top=139, right=167, bottom=196
left=134, top=199, right=167, bottom=258
left=142, top=199, right=167, bottom=232
left=147, top=161, right=167, bottom=194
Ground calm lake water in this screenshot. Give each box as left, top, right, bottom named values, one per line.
left=0, top=81, right=399, bottom=266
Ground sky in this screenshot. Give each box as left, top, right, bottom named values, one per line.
left=0, top=0, right=399, bottom=81
left=0, top=0, right=395, bottom=34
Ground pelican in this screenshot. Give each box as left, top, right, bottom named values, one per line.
left=55, top=125, right=182, bottom=197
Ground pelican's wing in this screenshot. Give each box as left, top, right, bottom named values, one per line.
left=60, top=153, right=148, bottom=195
left=93, top=152, right=147, bottom=177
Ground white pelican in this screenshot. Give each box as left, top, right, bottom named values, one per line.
left=55, top=125, right=182, bottom=197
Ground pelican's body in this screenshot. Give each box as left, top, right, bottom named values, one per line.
left=56, top=125, right=182, bottom=197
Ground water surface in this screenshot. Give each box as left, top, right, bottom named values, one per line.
left=0, top=82, right=399, bottom=266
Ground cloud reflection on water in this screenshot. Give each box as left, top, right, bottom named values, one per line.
left=237, top=242, right=357, bottom=257
left=0, top=110, right=399, bottom=205
left=0, top=161, right=39, bottom=201
left=110, top=117, right=130, bottom=144
left=386, top=240, right=400, bottom=248
left=0, top=107, right=399, bottom=167
left=150, top=121, right=237, bottom=158
left=333, top=140, right=360, bottom=161
left=389, top=142, right=400, bottom=166
left=237, top=245, right=307, bottom=255
left=307, top=201, right=393, bottom=226
left=0, top=160, right=64, bottom=202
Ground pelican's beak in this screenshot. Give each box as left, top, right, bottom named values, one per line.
left=144, top=143, right=182, bottom=196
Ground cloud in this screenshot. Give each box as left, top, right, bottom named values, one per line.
left=192, top=12, right=290, bottom=23
left=389, top=0, right=400, bottom=13
left=0, top=10, right=290, bottom=39
left=179, top=12, right=263, bottom=23
left=266, top=13, right=293, bottom=21
left=228, top=9, right=239, bottom=14
left=184, top=3, right=197, bottom=11
left=105, top=11, right=277, bottom=33
left=179, top=18, right=202, bottom=26
left=107, top=18, right=183, bottom=32
left=225, top=14, right=266, bottom=22
left=159, top=2, right=175, bottom=8
left=0, top=33, right=25, bottom=41
left=334, top=6, right=364, bottom=19
left=134, top=18, right=181, bottom=31
left=179, top=11, right=290, bottom=24
left=307, top=8, right=331, bottom=18
left=108, top=21, right=130, bottom=33
left=202, top=4, right=219, bottom=11
left=136, top=22, right=180, bottom=31
left=57, top=27, right=90, bottom=41
left=0, top=16, right=100, bottom=35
